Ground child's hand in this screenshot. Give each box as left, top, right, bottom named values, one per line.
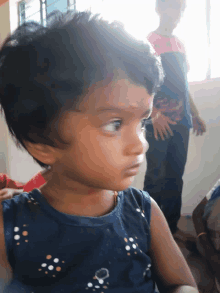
left=151, top=111, right=177, bottom=140
left=0, top=188, right=23, bottom=200
left=192, top=116, right=206, bottom=136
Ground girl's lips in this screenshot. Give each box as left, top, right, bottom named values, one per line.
left=124, top=164, right=141, bottom=176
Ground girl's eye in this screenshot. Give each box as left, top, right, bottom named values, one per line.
left=103, top=120, right=122, bottom=133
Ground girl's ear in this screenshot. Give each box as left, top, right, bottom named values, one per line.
left=24, top=141, right=59, bottom=166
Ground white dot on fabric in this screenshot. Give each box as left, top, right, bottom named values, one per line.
left=87, top=283, right=93, bottom=287
left=14, top=235, right=20, bottom=240
left=95, top=286, right=100, bottom=288
left=99, top=280, right=104, bottom=284
left=141, top=213, right=145, bottom=217
left=129, top=238, right=134, bottom=242
left=14, top=227, right=19, bottom=232
left=125, top=245, right=130, bottom=251
left=132, top=244, right=137, bottom=249
left=53, top=258, right=59, bottom=263
left=48, top=265, right=54, bottom=270
left=136, top=208, right=141, bottom=212
left=41, top=263, right=47, bottom=267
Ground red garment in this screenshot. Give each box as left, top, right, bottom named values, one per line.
left=23, top=172, right=46, bottom=192
left=0, top=173, right=24, bottom=190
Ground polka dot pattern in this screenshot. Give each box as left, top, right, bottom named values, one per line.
left=27, top=196, right=39, bottom=206
left=13, top=224, right=29, bottom=245
left=123, top=235, right=140, bottom=256
left=38, top=255, right=65, bottom=277
left=85, top=268, right=110, bottom=291
left=48, top=265, right=54, bottom=270
left=143, top=263, right=152, bottom=278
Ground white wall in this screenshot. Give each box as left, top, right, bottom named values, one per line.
left=7, top=136, right=42, bottom=183
left=9, top=0, right=19, bottom=34
left=0, top=1, right=10, bottom=174
left=182, top=79, right=220, bottom=214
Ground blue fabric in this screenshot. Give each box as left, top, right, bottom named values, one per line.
left=203, top=186, right=220, bottom=221
left=156, top=52, right=192, bottom=129
left=144, top=123, right=190, bottom=233
left=210, top=186, right=220, bottom=201
left=2, top=188, right=156, bottom=293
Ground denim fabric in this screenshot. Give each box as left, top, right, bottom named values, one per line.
left=144, top=123, right=190, bottom=233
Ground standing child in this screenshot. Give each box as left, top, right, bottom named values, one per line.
left=0, top=11, right=198, bottom=293
left=144, top=0, right=206, bottom=237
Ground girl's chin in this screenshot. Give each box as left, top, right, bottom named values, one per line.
left=112, top=177, right=135, bottom=192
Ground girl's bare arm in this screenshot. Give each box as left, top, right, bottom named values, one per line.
left=149, top=198, right=198, bottom=293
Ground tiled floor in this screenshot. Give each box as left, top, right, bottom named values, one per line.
left=177, top=215, right=218, bottom=293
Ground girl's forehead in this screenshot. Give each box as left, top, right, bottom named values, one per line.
left=78, top=79, right=152, bottom=113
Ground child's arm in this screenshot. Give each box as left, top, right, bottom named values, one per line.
left=0, top=188, right=24, bottom=200
left=149, top=198, right=199, bottom=293
left=189, top=94, right=206, bottom=136
left=192, top=197, right=208, bottom=237
left=192, top=197, right=220, bottom=277
left=0, top=204, right=13, bottom=289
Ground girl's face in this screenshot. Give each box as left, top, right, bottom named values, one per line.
left=55, top=78, right=153, bottom=191
left=158, top=5, right=185, bottom=32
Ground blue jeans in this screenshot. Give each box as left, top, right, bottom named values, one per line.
left=144, top=123, right=190, bottom=234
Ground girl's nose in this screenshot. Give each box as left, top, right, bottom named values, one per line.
left=124, top=129, right=148, bottom=156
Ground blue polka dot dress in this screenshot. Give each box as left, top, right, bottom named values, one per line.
left=2, top=187, right=156, bottom=293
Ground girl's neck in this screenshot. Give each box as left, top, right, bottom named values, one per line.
left=154, top=25, right=174, bottom=38
left=39, top=175, right=117, bottom=217
left=41, top=168, right=52, bottom=181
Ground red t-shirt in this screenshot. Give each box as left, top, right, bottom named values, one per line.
left=0, top=173, right=24, bottom=190
left=23, top=172, right=46, bottom=192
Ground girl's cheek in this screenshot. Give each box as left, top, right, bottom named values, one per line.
left=140, top=132, right=148, bottom=153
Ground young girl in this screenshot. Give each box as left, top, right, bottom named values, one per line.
left=0, top=11, right=198, bottom=293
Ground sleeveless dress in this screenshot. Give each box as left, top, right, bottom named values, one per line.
left=2, top=187, right=156, bottom=293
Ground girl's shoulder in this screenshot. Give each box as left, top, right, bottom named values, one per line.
left=120, top=187, right=152, bottom=223
left=2, top=191, right=36, bottom=216
left=121, top=187, right=151, bottom=203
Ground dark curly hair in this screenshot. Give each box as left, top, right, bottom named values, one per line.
left=0, top=11, right=164, bottom=167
